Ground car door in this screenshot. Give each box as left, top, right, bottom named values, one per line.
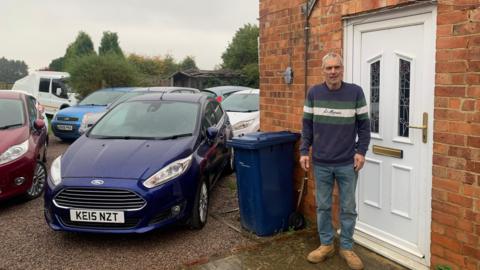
left=201, top=101, right=226, bottom=182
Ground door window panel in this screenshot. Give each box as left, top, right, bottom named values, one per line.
left=39, top=79, right=50, bottom=93
left=370, top=60, right=380, bottom=133
left=398, top=59, right=411, bottom=137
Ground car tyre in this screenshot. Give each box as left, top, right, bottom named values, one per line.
left=25, top=161, right=47, bottom=200
left=223, top=148, right=235, bottom=175
left=189, top=178, right=209, bottom=229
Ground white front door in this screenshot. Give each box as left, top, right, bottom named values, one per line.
left=344, top=4, right=436, bottom=269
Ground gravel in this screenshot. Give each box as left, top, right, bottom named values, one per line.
left=0, top=137, right=255, bottom=270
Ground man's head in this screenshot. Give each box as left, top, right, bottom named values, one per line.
left=322, top=52, right=344, bottom=90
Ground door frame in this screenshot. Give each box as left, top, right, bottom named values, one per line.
left=343, top=3, right=436, bottom=269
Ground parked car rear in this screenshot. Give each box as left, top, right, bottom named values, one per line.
left=221, top=88, right=260, bottom=137
left=51, top=87, right=137, bottom=141
left=0, top=91, right=48, bottom=201
left=79, top=87, right=200, bottom=134
left=201, top=85, right=253, bottom=102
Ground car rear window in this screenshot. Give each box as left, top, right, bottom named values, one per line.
left=0, top=99, right=25, bottom=128
left=221, top=93, right=259, bottom=112
left=89, top=100, right=199, bottom=139
left=79, top=91, right=127, bottom=106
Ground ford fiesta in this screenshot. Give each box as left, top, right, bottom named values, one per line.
left=0, top=91, right=48, bottom=201
left=44, top=93, right=233, bottom=233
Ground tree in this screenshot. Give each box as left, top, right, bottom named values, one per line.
left=221, top=24, right=259, bottom=88
left=64, top=31, right=96, bottom=70
left=179, top=56, right=198, bottom=71
left=0, top=57, right=28, bottom=83
left=48, top=57, right=65, bottom=71
left=99, top=31, right=124, bottom=57
left=221, top=24, right=259, bottom=70
left=67, top=54, right=138, bottom=99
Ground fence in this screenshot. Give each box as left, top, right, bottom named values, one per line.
left=0, top=82, right=13, bottom=89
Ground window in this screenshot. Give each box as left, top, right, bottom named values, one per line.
left=25, top=96, right=38, bottom=127
left=39, top=79, right=50, bottom=93
left=370, top=61, right=380, bottom=133
left=398, top=59, right=411, bottom=137
left=52, top=79, right=69, bottom=98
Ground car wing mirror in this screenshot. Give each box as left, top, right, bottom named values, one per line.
left=206, top=126, right=219, bottom=142
left=34, top=119, right=45, bottom=130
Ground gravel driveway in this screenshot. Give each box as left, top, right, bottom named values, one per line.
left=0, top=137, right=254, bottom=270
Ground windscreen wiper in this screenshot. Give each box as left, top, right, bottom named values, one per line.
left=157, top=133, right=193, bottom=140
left=0, top=123, right=23, bottom=130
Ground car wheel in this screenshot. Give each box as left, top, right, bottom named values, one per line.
left=189, top=179, right=209, bottom=229
left=25, top=161, right=47, bottom=199
left=42, top=140, right=48, bottom=163
left=225, top=148, right=235, bottom=174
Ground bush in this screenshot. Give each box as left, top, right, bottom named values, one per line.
left=67, top=54, right=139, bottom=99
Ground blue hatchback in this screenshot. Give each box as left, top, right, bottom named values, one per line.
left=51, top=87, right=136, bottom=141
left=44, top=93, right=233, bottom=233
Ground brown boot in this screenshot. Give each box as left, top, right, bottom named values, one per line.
left=340, top=249, right=364, bottom=270
left=306, top=245, right=335, bottom=263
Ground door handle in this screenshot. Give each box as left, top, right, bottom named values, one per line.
left=407, top=112, right=428, bottom=143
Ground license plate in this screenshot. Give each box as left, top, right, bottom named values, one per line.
left=70, top=209, right=125, bottom=223
left=57, top=124, right=73, bottom=131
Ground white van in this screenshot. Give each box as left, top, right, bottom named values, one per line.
left=12, top=71, right=77, bottom=116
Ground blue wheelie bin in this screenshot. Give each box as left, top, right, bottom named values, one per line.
left=227, top=131, right=300, bottom=236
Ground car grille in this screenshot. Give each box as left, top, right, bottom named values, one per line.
left=59, top=216, right=140, bottom=229
left=56, top=116, right=79, bottom=121
left=54, top=188, right=146, bottom=210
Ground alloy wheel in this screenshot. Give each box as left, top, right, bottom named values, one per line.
left=199, top=182, right=208, bottom=223
left=27, top=162, right=47, bottom=198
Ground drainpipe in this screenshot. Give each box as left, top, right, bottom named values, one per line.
left=303, top=0, right=317, bottom=97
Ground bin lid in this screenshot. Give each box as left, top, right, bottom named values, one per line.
left=227, top=131, right=300, bottom=150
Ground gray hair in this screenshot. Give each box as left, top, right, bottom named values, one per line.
left=322, top=52, right=343, bottom=67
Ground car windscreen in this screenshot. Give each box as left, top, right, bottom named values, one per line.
left=221, top=93, right=259, bottom=112
left=88, top=100, right=199, bottom=139
left=79, top=91, right=127, bottom=106
left=0, top=99, right=25, bottom=129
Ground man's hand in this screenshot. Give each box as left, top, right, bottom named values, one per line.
left=354, top=153, right=365, bottom=172
left=299, top=156, right=310, bottom=171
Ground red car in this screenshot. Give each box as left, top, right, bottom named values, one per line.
left=0, top=91, right=48, bottom=201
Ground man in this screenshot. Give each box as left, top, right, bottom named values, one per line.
left=299, top=52, right=370, bottom=270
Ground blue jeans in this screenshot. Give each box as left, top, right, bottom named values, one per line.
left=313, top=164, right=358, bottom=250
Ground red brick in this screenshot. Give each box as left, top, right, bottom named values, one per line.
left=434, top=132, right=466, bottom=146
left=436, top=61, right=468, bottom=73
left=447, top=192, right=473, bottom=207
left=433, top=177, right=461, bottom=193
left=444, top=249, right=467, bottom=268
left=468, top=61, right=480, bottom=72
left=468, top=136, right=480, bottom=148
left=466, top=74, right=480, bottom=84
left=462, top=99, right=475, bottom=111
left=449, top=98, right=461, bottom=109
left=437, top=36, right=469, bottom=49
left=434, top=143, right=449, bottom=155
left=437, top=10, right=469, bottom=25
left=437, top=49, right=468, bottom=61
left=437, top=24, right=452, bottom=36
left=453, top=22, right=480, bottom=35
left=432, top=200, right=463, bottom=217
left=467, top=86, right=480, bottom=98
left=448, top=122, right=471, bottom=135
left=463, top=245, right=480, bottom=260
left=468, top=47, right=480, bottom=61
left=448, top=146, right=471, bottom=159
left=431, top=231, right=462, bottom=251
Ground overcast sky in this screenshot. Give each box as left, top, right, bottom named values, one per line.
left=1, top=0, right=259, bottom=71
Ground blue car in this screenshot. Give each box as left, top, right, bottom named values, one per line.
left=51, top=87, right=136, bottom=141
left=44, top=93, right=233, bottom=233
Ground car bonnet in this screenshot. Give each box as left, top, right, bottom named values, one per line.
left=60, top=135, right=195, bottom=180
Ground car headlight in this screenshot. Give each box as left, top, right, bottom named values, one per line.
left=143, top=154, right=193, bottom=188
left=0, top=139, right=29, bottom=165
left=233, top=119, right=255, bottom=131
left=49, top=156, right=62, bottom=186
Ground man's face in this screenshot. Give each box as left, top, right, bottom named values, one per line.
left=322, top=56, right=344, bottom=87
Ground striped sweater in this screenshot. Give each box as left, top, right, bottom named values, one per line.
left=300, top=82, right=371, bottom=166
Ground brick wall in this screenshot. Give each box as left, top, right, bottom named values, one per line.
left=259, top=0, right=480, bottom=269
